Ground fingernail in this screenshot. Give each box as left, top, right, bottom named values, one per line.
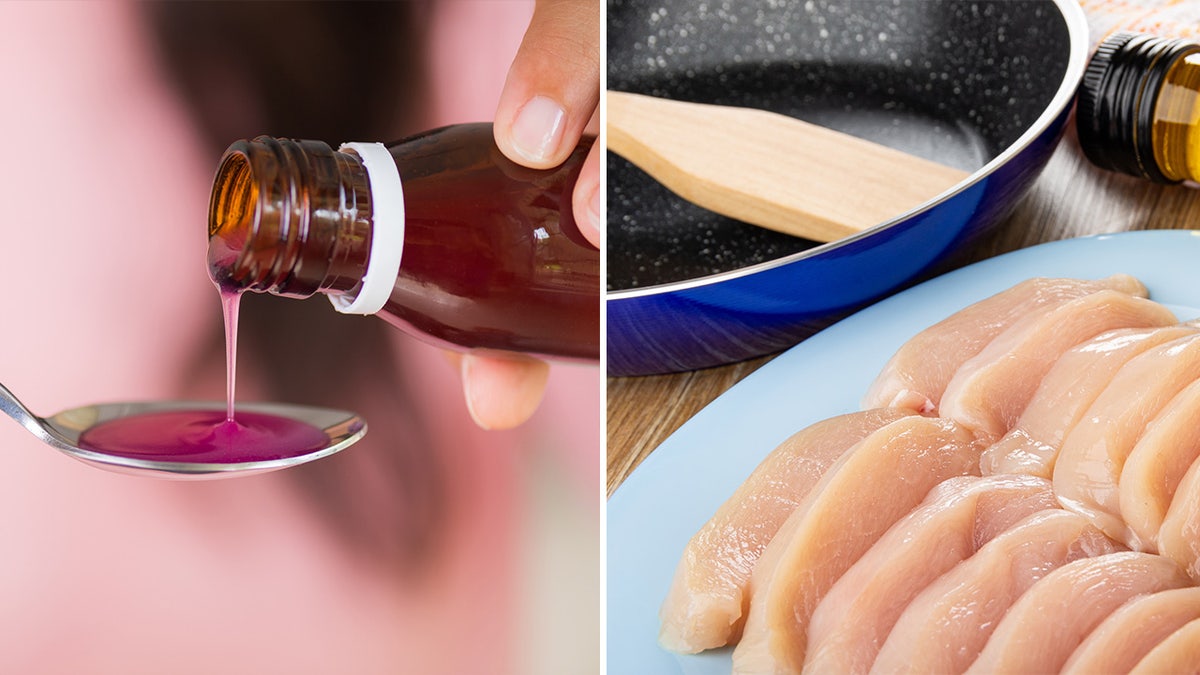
left=586, top=184, right=601, bottom=238
left=460, top=354, right=490, bottom=430
left=588, top=183, right=600, bottom=223
left=511, top=96, right=566, bottom=164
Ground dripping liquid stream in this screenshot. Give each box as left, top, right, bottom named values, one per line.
left=221, top=288, right=241, bottom=422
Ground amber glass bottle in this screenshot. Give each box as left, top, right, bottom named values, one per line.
left=1077, top=32, right=1200, bottom=184
left=207, top=124, right=599, bottom=360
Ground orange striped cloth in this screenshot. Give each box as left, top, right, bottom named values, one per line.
left=1081, top=0, right=1200, bottom=46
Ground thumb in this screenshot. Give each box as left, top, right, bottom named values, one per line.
left=494, top=0, right=600, bottom=169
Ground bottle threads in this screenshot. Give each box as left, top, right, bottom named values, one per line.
left=1076, top=32, right=1200, bottom=184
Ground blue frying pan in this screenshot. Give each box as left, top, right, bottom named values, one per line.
left=606, top=0, right=1090, bottom=376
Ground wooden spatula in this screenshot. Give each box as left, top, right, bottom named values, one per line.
left=606, top=90, right=971, bottom=242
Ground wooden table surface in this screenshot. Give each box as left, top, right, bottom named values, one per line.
left=606, top=127, right=1200, bottom=497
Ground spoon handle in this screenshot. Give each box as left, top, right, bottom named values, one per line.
left=0, top=381, right=50, bottom=442
left=606, top=90, right=969, bottom=242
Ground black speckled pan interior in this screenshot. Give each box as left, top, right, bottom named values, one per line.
left=607, top=0, right=1069, bottom=292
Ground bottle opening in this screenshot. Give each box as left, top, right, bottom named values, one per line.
left=207, top=150, right=260, bottom=291
left=205, top=137, right=375, bottom=298
left=209, top=152, right=257, bottom=239
left=1077, top=32, right=1200, bottom=183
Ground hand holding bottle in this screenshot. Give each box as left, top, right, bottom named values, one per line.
left=459, top=0, right=601, bottom=431
left=494, top=0, right=601, bottom=247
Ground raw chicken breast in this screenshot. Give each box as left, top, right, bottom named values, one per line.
left=965, top=552, right=1191, bottom=674
left=1159, top=457, right=1200, bottom=582
left=870, top=509, right=1122, bottom=675
left=982, top=325, right=1196, bottom=478
left=1121, top=378, right=1200, bottom=553
left=731, top=416, right=984, bottom=675
left=804, top=474, right=1057, bottom=675
left=657, top=408, right=915, bottom=653
left=861, top=275, right=1148, bottom=413
left=1130, top=617, right=1200, bottom=674
left=1061, top=586, right=1200, bottom=674
left=1055, top=332, right=1200, bottom=549
left=939, top=290, right=1177, bottom=440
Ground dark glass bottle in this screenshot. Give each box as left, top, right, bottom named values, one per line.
left=1077, top=32, right=1200, bottom=184
left=207, top=123, right=599, bottom=361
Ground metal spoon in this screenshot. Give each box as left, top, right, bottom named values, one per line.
left=0, top=382, right=366, bottom=479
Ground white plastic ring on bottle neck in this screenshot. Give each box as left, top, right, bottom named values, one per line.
left=329, top=141, right=406, bottom=315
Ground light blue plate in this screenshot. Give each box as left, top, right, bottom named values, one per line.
left=607, top=230, right=1200, bottom=674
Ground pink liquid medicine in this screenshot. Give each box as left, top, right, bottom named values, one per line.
left=77, top=409, right=330, bottom=464
left=76, top=289, right=331, bottom=465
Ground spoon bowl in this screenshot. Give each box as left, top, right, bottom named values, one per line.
left=1, top=382, right=366, bottom=479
